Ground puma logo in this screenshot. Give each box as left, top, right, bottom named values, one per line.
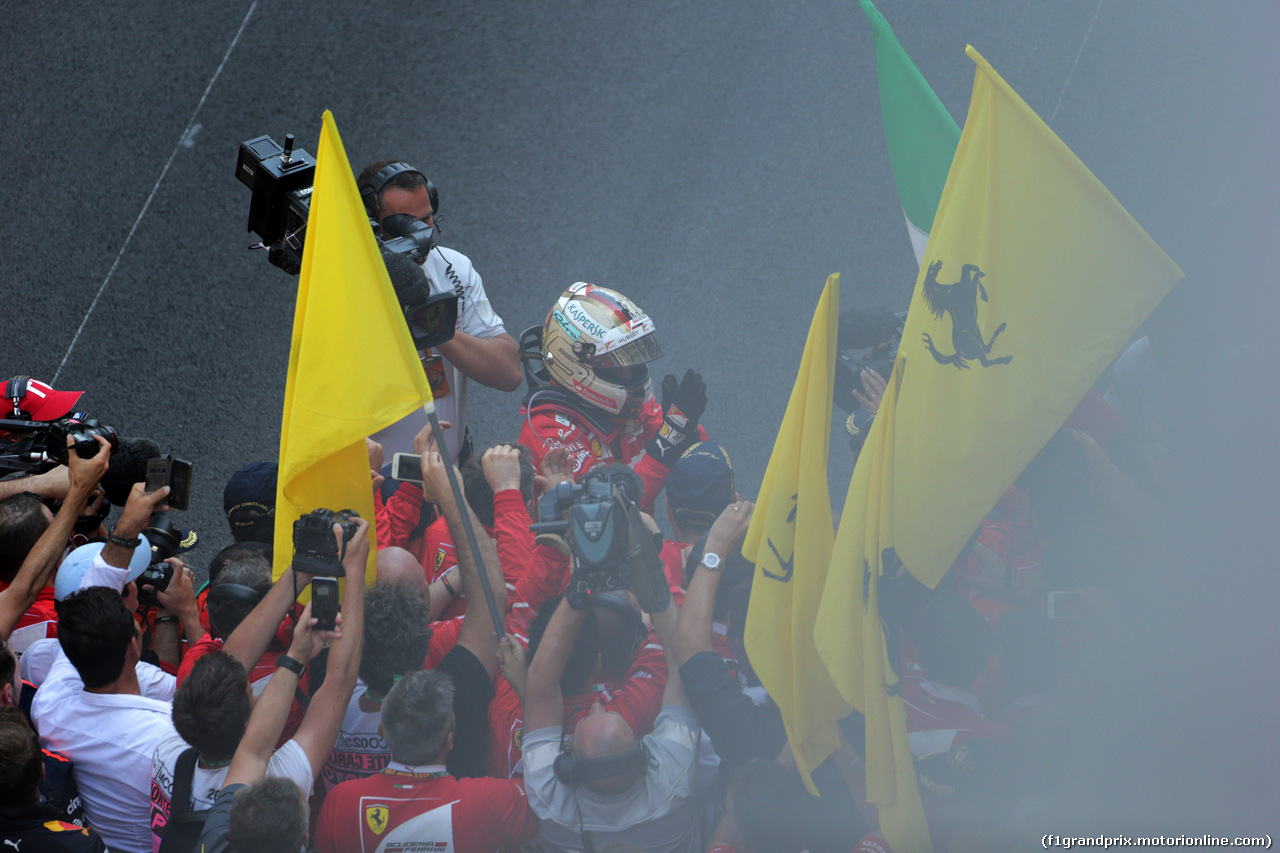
left=5, top=838, right=22, bottom=851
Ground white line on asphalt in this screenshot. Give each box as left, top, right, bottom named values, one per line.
left=52, top=1, right=260, bottom=384
left=1048, top=0, right=1104, bottom=127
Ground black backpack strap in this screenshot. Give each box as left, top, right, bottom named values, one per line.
left=157, top=747, right=201, bottom=853
left=171, top=747, right=200, bottom=821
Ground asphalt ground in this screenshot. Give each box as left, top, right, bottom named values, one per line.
left=2, top=0, right=1278, bottom=831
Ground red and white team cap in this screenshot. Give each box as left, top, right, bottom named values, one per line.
left=4, top=376, right=83, bottom=421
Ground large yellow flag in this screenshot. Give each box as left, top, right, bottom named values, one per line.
left=893, top=45, right=1183, bottom=588
left=274, top=111, right=432, bottom=583
left=815, top=47, right=1183, bottom=853
left=742, top=273, right=850, bottom=791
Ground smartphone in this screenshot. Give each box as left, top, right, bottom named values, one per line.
left=1047, top=590, right=1088, bottom=620
left=145, top=456, right=194, bottom=511
left=391, top=452, right=423, bottom=483
left=311, top=576, right=340, bottom=632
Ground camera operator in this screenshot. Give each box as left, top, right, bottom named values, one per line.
left=359, top=160, right=522, bottom=463
left=522, top=529, right=702, bottom=850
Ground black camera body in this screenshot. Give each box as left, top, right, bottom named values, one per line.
left=236, top=133, right=461, bottom=350
left=531, top=466, right=662, bottom=610
left=137, top=512, right=185, bottom=607
left=0, top=414, right=118, bottom=477
left=237, top=133, right=440, bottom=274
left=292, top=508, right=360, bottom=577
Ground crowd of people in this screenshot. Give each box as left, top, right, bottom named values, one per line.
left=0, top=158, right=1188, bottom=852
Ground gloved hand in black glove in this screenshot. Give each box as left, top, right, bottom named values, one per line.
left=646, top=369, right=707, bottom=466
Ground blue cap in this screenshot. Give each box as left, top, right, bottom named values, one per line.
left=665, top=442, right=735, bottom=531
left=54, top=537, right=153, bottom=601
left=224, top=462, right=278, bottom=528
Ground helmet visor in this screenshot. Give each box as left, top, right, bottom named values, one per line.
left=589, top=333, right=663, bottom=369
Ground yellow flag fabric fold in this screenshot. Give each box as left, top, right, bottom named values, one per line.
left=274, top=110, right=432, bottom=583
left=742, top=273, right=850, bottom=792
left=816, top=46, right=1181, bottom=853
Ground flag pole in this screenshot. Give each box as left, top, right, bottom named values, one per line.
left=425, top=401, right=503, bottom=636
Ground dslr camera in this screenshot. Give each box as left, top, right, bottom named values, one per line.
left=531, top=466, right=667, bottom=611
left=292, top=507, right=360, bottom=577
left=235, top=133, right=459, bottom=349
left=136, top=513, right=192, bottom=608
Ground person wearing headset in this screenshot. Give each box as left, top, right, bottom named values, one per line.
left=357, top=159, right=522, bottom=463
left=521, top=577, right=702, bottom=852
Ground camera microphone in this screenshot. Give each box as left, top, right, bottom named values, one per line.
left=101, top=437, right=161, bottom=506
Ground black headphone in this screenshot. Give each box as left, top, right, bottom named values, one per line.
left=358, top=161, right=438, bottom=221
left=553, top=734, right=650, bottom=787
left=4, top=376, right=31, bottom=418
left=207, top=583, right=266, bottom=607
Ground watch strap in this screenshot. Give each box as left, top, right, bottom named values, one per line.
left=107, top=531, right=142, bottom=549
left=276, top=654, right=306, bottom=677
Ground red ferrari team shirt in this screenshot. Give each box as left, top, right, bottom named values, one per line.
left=313, top=762, right=537, bottom=853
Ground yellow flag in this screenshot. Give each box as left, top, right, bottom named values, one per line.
left=895, top=46, right=1184, bottom=588
left=274, top=111, right=432, bottom=583
left=814, top=47, right=1183, bottom=853
left=818, top=363, right=933, bottom=852
left=742, top=273, right=850, bottom=791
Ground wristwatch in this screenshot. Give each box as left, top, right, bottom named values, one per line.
left=107, top=531, right=142, bottom=549
left=276, top=655, right=306, bottom=677
left=699, top=552, right=724, bottom=573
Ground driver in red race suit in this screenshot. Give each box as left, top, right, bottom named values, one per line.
left=517, top=282, right=708, bottom=511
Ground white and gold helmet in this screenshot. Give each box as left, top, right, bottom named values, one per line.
left=542, top=282, right=662, bottom=417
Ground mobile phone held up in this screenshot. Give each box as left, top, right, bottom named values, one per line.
left=311, top=577, right=340, bottom=632
left=145, top=456, right=194, bottom=511
left=391, top=452, right=423, bottom=484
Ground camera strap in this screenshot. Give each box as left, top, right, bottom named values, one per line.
left=621, top=489, right=670, bottom=614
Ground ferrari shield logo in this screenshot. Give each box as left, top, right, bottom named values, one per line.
left=366, top=804, right=390, bottom=835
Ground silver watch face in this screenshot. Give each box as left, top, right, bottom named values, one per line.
left=700, top=552, right=723, bottom=571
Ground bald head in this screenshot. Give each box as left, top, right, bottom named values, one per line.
left=376, top=547, right=428, bottom=597
left=573, top=707, right=642, bottom=795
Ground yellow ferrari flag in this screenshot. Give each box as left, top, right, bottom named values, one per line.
left=742, top=273, right=850, bottom=791
left=814, top=46, right=1183, bottom=853
left=274, top=110, right=431, bottom=583
left=817, top=362, right=932, bottom=853
left=892, top=46, right=1184, bottom=587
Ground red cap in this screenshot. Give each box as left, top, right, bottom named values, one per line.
left=6, top=378, right=83, bottom=421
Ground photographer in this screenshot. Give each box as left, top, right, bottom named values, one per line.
left=360, top=160, right=521, bottom=463
left=0, top=434, right=110, bottom=648
left=194, top=578, right=354, bottom=853
left=522, top=527, right=702, bottom=851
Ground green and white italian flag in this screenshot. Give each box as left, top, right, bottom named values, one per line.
left=860, top=0, right=961, bottom=266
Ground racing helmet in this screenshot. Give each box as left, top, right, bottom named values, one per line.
left=541, top=282, right=662, bottom=417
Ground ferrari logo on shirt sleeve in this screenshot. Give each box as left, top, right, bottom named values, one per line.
left=366, top=804, right=390, bottom=835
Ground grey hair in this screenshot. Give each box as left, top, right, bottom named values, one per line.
left=381, top=669, right=456, bottom=765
